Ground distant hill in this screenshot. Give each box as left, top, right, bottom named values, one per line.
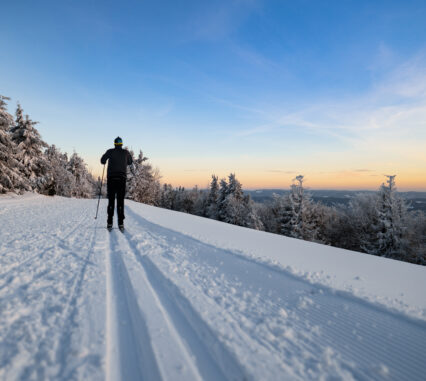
left=245, top=189, right=426, bottom=212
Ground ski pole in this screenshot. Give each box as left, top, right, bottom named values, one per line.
left=95, top=164, right=105, bottom=219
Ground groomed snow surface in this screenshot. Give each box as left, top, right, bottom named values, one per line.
left=1, top=194, right=425, bottom=381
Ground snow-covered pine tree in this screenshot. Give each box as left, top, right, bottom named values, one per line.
left=405, top=210, right=426, bottom=264
left=217, top=178, right=228, bottom=222
left=44, top=145, right=74, bottom=197
left=67, top=151, right=95, bottom=198
left=321, top=204, right=358, bottom=251
left=281, top=175, right=318, bottom=240
left=0, top=96, right=30, bottom=193
left=220, top=173, right=262, bottom=229
left=279, top=192, right=295, bottom=237
left=242, top=193, right=264, bottom=230
left=312, top=203, right=340, bottom=245
left=174, top=186, right=187, bottom=211
left=207, top=175, right=220, bottom=219
left=180, top=186, right=200, bottom=214
left=160, top=184, right=176, bottom=209
left=348, top=192, right=380, bottom=253
left=194, top=187, right=208, bottom=217
left=374, top=175, right=409, bottom=259
left=127, top=150, right=161, bottom=205
left=10, top=104, right=50, bottom=191
left=256, top=194, right=282, bottom=233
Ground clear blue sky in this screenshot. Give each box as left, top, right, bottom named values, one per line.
left=2, top=0, right=426, bottom=189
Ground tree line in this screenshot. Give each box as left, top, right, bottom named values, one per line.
left=137, top=171, right=426, bottom=265
left=0, top=95, right=95, bottom=197
left=1, top=94, right=424, bottom=265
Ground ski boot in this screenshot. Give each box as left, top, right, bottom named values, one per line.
left=118, top=224, right=124, bottom=232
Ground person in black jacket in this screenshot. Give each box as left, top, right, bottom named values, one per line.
left=101, top=137, right=133, bottom=229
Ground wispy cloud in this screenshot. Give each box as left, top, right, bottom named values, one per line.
left=183, top=0, right=259, bottom=42
left=222, top=50, right=426, bottom=161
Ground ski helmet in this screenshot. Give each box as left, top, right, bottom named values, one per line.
left=114, top=136, right=123, bottom=146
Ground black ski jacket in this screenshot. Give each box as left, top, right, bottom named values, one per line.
left=101, top=147, right=133, bottom=179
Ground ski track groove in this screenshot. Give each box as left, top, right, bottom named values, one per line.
left=118, top=227, right=245, bottom=381
left=106, top=229, right=162, bottom=381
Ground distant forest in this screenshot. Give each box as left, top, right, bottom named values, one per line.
left=245, top=189, right=426, bottom=212
left=1, top=94, right=425, bottom=265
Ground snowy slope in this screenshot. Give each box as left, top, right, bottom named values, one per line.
left=1, top=194, right=425, bottom=381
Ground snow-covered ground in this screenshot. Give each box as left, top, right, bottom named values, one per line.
left=1, top=194, right=425, bottom=380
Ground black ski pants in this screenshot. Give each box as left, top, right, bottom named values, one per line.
left=107, top=177, right=126, bottom=224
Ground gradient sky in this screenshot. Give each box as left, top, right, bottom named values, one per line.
left=1, top=0, right=426, bottom=190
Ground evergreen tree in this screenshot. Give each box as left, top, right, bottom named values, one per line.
left=67, top=152, right=95, bottom=198
left=174, top=186, right=186, bottom=211
left=127, top=150, right=161, bottom=205
left=222, top=173, right=245, bottom=225
left=281, top=175, right=317, bottom=240
left=10, top=104, right=50, bottom=191
left=219, top=173, right=263, bottom=229
left=207, top=175, right=220, bottom=219
left=217, top=178, right=228, bottom=221
left=194, top=188, right=209, bottom=217
left=347, top=193, right=381, bottom=253
left=0, top=96, right=29, bottom=193
left=160, top=184, right=176, bottom=209
left=181, top=186, right=199, bottom=214
left=44, top=145, right=74, bottom=196
left=374, top=175, right=408, bottom=258
left=405, top=210, right=426, bottom=264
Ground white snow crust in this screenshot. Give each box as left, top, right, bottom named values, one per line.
left=1, top=194, right=425, bottom=380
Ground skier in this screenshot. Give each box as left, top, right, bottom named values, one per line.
left=101, top=137, right=133, bottom=231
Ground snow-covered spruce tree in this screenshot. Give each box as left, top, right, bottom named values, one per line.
left=206, top=175, right=220, bottom=219
left=67, top=151, right=95, bottom=198
left=44, top=145, right=74, bottom=197
left=194, top=188, right=209, bottom=217
left=180, top=186, right=200, bottom=214
left=347, top=192, right=381, bottom=253
left=0, top=96, right=30, bottom=193
left=127, top=150, right=161, bottom=205
left=405, top=210, right=426, bottom=265
left=312, top=203, right=341, bottom=245
left=10, top=104, right=50, bottom=192
left=217, top=178, right=229, bottom=222
left=220, top=173, right=263, bottom=229
left=160, top=184, right=176, bottom=209
left=174, top=186, right=187, bottom=212
left=323, top=204, right=360, bottom=251
left=373, top=175, right=409, bottom=259
left=256, top=192, right=293, bottom=234
left=281, top=175, right=318, bottom=240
